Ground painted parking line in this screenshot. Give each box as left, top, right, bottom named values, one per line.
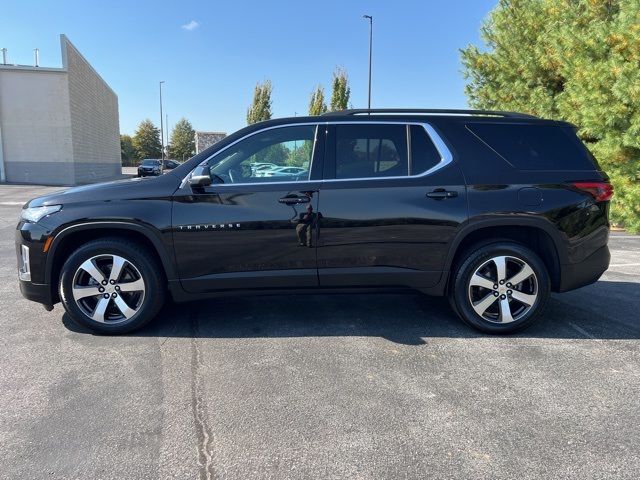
left=0, top=202, right=25, bottom=206
left=609, top=263, right=640, bottom=267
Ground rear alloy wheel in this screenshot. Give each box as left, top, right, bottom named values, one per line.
left=451, top=242, right=550, bottom=334
left=60, top=238, right=165, bottom=334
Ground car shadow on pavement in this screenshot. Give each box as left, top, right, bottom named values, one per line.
left=62, top=280, right=640, bottom=345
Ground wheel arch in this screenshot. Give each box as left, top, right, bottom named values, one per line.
left=445, top=217, right=564, bottom=292
left=46, top=222, right=175, bottom=304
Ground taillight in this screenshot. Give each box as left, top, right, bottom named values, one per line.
left=571, top=181, right=614, bottom=202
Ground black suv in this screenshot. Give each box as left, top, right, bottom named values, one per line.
left=16, top=109, right=612, bottom=334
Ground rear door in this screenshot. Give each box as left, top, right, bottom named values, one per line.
left=316, top=122, right=467, bottom=289
left=172, top=123, right=324, bottom=293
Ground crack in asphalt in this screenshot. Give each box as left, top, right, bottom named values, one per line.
left=190, top=313, right=217, bottom=480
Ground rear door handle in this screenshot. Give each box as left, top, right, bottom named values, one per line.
left=426, top=189, right=458, bottom=199
left=279, top=195, right=310, bottom=205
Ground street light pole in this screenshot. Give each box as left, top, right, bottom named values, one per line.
left=363, top=15, right=373, bottom=110
left=159, top=81, right=165, bottom=173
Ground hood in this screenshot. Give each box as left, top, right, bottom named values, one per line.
left=25, top=174, right=180, bottom=208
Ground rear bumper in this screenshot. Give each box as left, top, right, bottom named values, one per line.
left=558, top=244, right=610, bottom=292
left=19, top=279, right=53, bottom=308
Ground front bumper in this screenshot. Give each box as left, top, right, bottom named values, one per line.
left=19, top=279, right=54, bottom=308
left=16, top=220, right=55, bottom=307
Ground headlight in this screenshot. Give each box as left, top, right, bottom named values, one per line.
left=21, top=205, right=62, bottom=223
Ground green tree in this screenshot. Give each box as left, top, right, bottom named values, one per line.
left=330, top=68, right=351, bottom=111
left=169, top=118, right=196, bottom=161
left=308, top=85, right=328, bottom=115
left=285, top=140, right=313, bottom=167
left=461, top=0, right=640, bottom=231
left=247, top=80, right=273, bottom=124
left=132, top=119, right=162, bottom=159
left=120, top=134, right=136, bottom=165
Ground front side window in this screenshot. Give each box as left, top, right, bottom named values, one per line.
left=208, top=125, right=316, bottom=184
left=335, top=124, right=409, bottom=179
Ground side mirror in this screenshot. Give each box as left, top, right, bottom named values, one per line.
left=188, top=165, right=212, bottom=188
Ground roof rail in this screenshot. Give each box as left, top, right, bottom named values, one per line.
left=323, top=108, right=537, bottom=119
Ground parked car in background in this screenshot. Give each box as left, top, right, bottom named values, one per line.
left=137, top=159, right=181, bottom=177
left=256, top=166, right=308, bottom=178
left=16, top=109, right=612, bottom=335
left=250, top=163, right=278, bottom=175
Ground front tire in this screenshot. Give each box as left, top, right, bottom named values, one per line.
left=59, top=238, right=165, bottom=334
left=449, top=242, right=550, bottom=334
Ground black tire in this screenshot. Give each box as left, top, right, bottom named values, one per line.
left=59, top=238, right=165, bottom=334
left=449, top=242, right=550, bottom=334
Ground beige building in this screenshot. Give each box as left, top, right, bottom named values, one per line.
left=0, top=35, right=121, bottom=185
left=195, top=131, right=227, bottom=154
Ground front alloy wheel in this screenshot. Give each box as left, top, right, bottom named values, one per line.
left=60, top=238, right=165, bottom=334
left=72, top=254, right=146, bottom=324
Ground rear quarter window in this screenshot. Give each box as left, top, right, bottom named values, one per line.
left=467, top=123, right=599, bottom=171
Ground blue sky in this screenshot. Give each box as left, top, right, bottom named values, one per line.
left=2, top=0, right=496, bottom=136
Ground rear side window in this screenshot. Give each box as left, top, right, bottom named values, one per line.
left=467, top=123, right=598, bottom=171
left=410, top=125, right=441, bottom=174
left=335, top=124, right=408, bottom=179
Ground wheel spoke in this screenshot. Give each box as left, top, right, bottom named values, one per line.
left=511, top=290, right=537, bottom=306
left=470, top=274, right=495, bottom=290
left=72, top=286, right=102, bottom=301
left=507, top=264, right=534, bottom=286
left=113, top=295, right=136, bottom=319
left=109, top=255, right=127, bottom=283
left=118, top=278, right=144, bottom=293
left=499, top=298, right=514, bottom=323
left=79, top=259, right=105, bottom=284
left=492, top=256, right=507, bottom=281
left=92, top=297, right=110, bottom=322
left=472, top=292, right=499, bottom=317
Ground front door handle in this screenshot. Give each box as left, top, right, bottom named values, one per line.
left=279, top=195, right=310, bottom=205
left=426, top=189, right=458, bottom=199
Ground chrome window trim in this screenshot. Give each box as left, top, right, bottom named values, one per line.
left=181, top=120, right=453, bottom=188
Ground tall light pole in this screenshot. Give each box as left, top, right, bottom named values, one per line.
left=363, top=15, right=373, bottom=110
left=159, top=81, right=165, bottom=172
left=165, top=113, right=169, bottom=158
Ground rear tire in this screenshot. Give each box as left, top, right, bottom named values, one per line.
left=449, top=242, right=550, bottom=334
left=59, top=238, right=165, bottom=334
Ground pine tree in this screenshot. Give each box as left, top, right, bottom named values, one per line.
left=330, top=68, right=351, bottom=112
left=132, top=120, right=162, bottom=159
left=461, top=0, right=640, bottom=232
left=247, top=80, right=273, bottom=124
left=308, top=85, right=328, bottom=115
left=169, top=118, right=196, bottom=161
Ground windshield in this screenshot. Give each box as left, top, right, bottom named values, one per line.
left=142, top=159, right=160, bottom=166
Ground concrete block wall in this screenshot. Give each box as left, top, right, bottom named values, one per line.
left=0, top=35, right=121, bottom=185
left=65, top=36, right=121, bottom=184
left=0, top=69, right=76, bottom=184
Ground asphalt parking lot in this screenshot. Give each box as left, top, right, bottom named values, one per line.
left=1, top=184, right=639, bottom=479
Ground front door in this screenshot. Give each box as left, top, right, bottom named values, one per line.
left=316, top=122, right=467, bottom=289
left=172, top=123, right=324, bottom=293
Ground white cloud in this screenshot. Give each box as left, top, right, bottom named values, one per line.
left=181, top=20, right=200, bottom=31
